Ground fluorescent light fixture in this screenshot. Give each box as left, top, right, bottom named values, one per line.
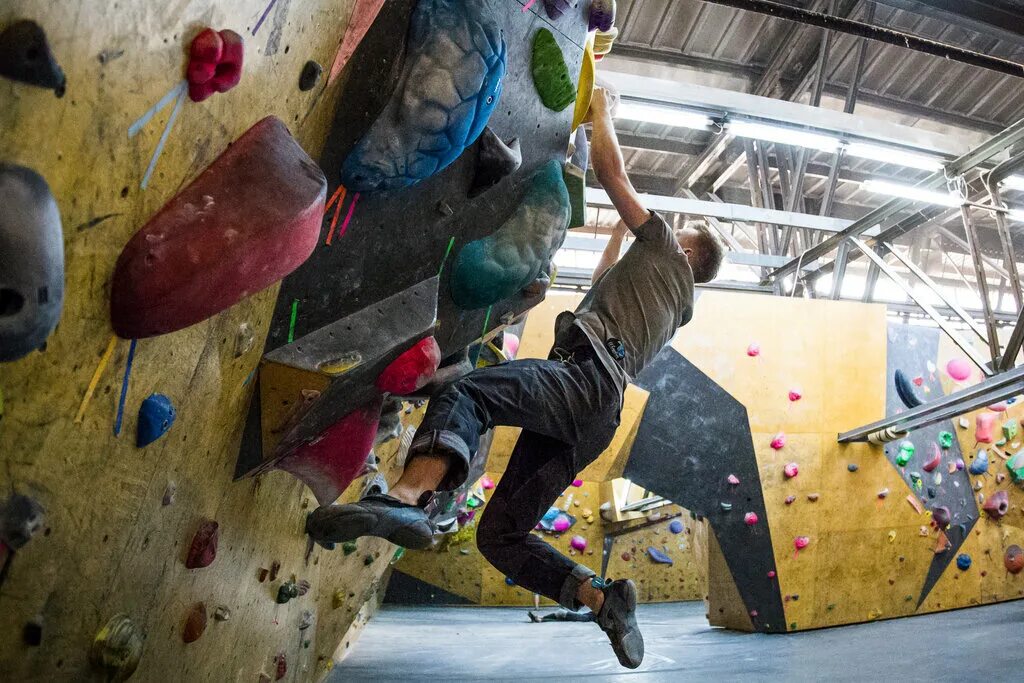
left=844, top=142, right=945, bottom=171
left=1008, top=209, right=1024, bottom=222
left=1000, top=175, right=1024, bottom=191
left=728, top=120, right=839, bottom=152
left=616, top=101, right=713, bottom=130
left=861, top=179, right=960, bottom=207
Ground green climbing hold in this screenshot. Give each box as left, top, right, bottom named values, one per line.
left=996, top=438, right=1008, bottom=447
left=1003, top=419, right=1019, bottom=441
left=896, top=440, right=915, bottom=467
left=531, top=28, right=576, bottom=112
left=391, top=547, right=406, bottom=564
left=909, top=471, right=923, bottom=491
left=363, top=555, right=374, bottom=566
left=1007, top=450, right=1024, bottom=484
left=341, top=541, right=358, bottom=556
left=939, top=431, right=953, bottom=449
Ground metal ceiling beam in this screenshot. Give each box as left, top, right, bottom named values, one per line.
left=696, top=0, right=1024, bottom=79
left=874, top=1, right=1024, bottom=47
left=615, top=132, right=706, bottom=156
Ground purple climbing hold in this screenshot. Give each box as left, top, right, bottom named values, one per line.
left=668, top=520, right=683, bottom=534
left=932, top=506, right=951, bottom=528
left=543, top=0, right=572, bottom=20
left=646, top=546, right=673, bottom=565
left=589, top=0, right=616, bottom=31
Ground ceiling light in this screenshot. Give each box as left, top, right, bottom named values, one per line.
left=1000, top=175, right=1024, bottom=191
left=844, top=142, right=945, bottom=171
left=616, top=101, right=713, bottom=130
left=728, top=120, right=840, bottom=152
left=861, top=179, right=960, bottom=207
left=1007, top=209, right=1024, bottom=222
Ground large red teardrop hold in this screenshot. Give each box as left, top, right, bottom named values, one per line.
left=185, top=519, right=219, bottom=569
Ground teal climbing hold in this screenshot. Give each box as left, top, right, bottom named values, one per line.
left=531, top=28, right=576, bottom=112
left=450, top=160, right=570, bottom=309
left=137, top=393, right=176, bottom=447
left=1007, top=450, right=1024, bottom=484
left=938, top=431, right=954, bottom=449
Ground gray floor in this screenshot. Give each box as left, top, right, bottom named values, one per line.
left=334, top=600, right=1022, bottom=682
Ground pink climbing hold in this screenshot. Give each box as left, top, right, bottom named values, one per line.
left=793, top=536, right=810, bottom=555
left=503, top=332, right=520, bottom=360
left=788, top=388, right=802, bottom=402
left=747, top=343, right=761, bottom=357
left=480, top=476, right=495, bottom=490
left=922, top=444, right=941, bottom=473
left=785, top=495, right=796, bottom=505
left=946, top=358, right=972, bottom=382
left=976, top=412, right=997, bottom=444
left=771, top=433, right=787, bottom=450
left=552, top=515, right=571, bottom=532
left=727, top=474, right=740, bottom=485
left=570, top=535, right=587, bottom=551
left=912, top=376, right=924, bottom=387
left=571, top=479, right=583, bottom=487
left=783, top=462, right=799, bottom=479
left=767, top=570, right=776, bottom=579
left=375, top=336, right=442, bottom=395
left=988, top=401, right=1008, bottom=412
left=187, top=28, right=244, bottom=102
left=744, top=512, right=758, bottom=526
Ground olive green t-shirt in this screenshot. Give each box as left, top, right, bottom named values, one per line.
left=554, top=211, right=695, bottom=397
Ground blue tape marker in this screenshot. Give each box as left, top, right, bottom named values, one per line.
left=114, top=338, right=138, bottom=436
left=252, top=0, right=279, bottom=35
left=140, top=86, right=187, bottom=190
left=128, top=80, right=187, bottom=139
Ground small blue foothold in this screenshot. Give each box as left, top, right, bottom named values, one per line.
left=968, top=449, right=989, bottom=475
left=956, top=553, right=972, bottom=570
left=504, top=577, right=515, bottom=586
left=668, top=520, right=684, bottom=534
left=137, top=393, right=176, bottom=447
left=646, top=546, right=673, bottom=565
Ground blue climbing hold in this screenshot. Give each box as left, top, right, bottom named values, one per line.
left=646, top=546, right=673, bottom=565
left=450, top=160, right=570, bottom=309
left=956, top=553, right=972, bottom=570
left=137, top=393, right=176, bottom=447
left=668, top=520, right=683, bottom=534
left=504, top=576, right=515, bottom=586
left=340, top=0, right=507, bottom=192
left=969, top=449, right=989, bottom=475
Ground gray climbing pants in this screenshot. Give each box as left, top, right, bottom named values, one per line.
left=409, top=344, right=621, bottom=610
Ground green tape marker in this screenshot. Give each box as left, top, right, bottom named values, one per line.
left=288, top=299, right=299, bottom=343
left=438, top=236, right=456, bottom=277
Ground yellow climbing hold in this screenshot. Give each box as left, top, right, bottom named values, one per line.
left=571, top=34, right=596, bottom=132
left=887, top=530, right=897, bottom=543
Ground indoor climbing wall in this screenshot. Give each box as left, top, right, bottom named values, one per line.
left=1, top=0, right=594, bottom=680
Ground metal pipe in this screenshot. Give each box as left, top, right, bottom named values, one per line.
left=1001, top=308, right=1024, bottom=371
left=960, top=205, right=1003, bottom=365
left=983, top=179, right=1024, bottom=311
left=697, top=0, right=1024, bottom=79
left=838, top=365, right=1024, bottom=443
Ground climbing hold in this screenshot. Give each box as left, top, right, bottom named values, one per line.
left=593, top=26, right=618, bottom=59
left=772, top=434, right=787, bottom=451
left=956, top=553, right=972, bottom=570
left=376, top=337, right=442, bottom=395
left=927, top=487, right=937, bottom=499
left=909, top=472, right=922, bottom=490
left=277, top=581, right=300, bottom=604
left=783, top=462, right=798, bottom=478
left=469, top=128, right=521, bottom=198
left=213, top=606, right=231, bottom=622
left=450, top=160, right=570, bottom=309
left=668, top=520, right=684, bottom=534
left=570, top=535, right=587, bottom=551
left=946, top=358, right=972, bottom=381
left=275, top=652, right=287, bottom=681
left=720, top=501, right=733, bottom=511
left=298, top=609, right=315, bottom=630
left=990, top=401, right=1008, bottom=412
left=932, top=506, right=951, bottom=528
left=111, top=117, right=327, bottom=338
left=788, top=388, right=802, bottom=402
left=887, top=530, right=897, bottom=543
left=727, top=474, right=740, bottom=485
left=969, top=449, right=989, bottom=475
left=955, top=458, right=965, bottom=471
left=572, top=479, right=584, bottom=488
left=571, top=35, right=595, bottom=132
left=90, top=614, right=144, bottom=682
left=767, top=570, right=776, bottom=578
left=894, top=369, right=924, bottom=408
left=847, top=463, right=859, bottom=472
left=744, top=512, right=758, bottom=526
left=939, top=431, right=954, bottom=449
left=877, top=488, right=889, bottom=499
left=620, top=551, right=631, bottom=561
left=0, top=20, right=65, bottom=96
left=186, top=29, right=244, bottom=102
left=959, top=417, right=970, bottom=429
left=552, top=514, right=571, bottom=533
left=646, top=546, right=673, bottom=565
left=1003, top=419, right=1019, bottom=441
left=481, top=476, right=495, bottom=490
left=185, top=519, right=219, bottom=569
left=298, top=60, right=322, bottom=91
left=341, top=1, right=505, bottom=192
left=807, top=493, right=820, bottom=502
left=531, top=29, right=576, bottom=112
left=922, top=444, right=941, bottom=472
left=504, top=576, right=515, bottom=586
left=542, top=0, right=572, bottom=20
left=0, top=493, right=45, bottom=552
left=785, top=495, right=796, bottom=505
left=983, top=490, right=1009, bottom=519
left=997, top=473, right=1006, bottom=484
left=136, top=394, right=176, bottom=447
left=182, top=603, right=207, bottom=643
left=1005, top=545, right=1024, bottom=574
left=563, top=163, right=586, bottom=229
left=589, top=0, right=616, bottom=31
left=793, top=536, right=810, bottom=553
left=896, top=440, right=915, bottom=467
left=1008, top=450, right=1024, bottom=484
left=234, top=322, right=255, bottom=358
left=747, top=343, right=760, bottom=357
left=0, top=163, right=65, bottom=362
left=976, top=412, right=997, bottom=444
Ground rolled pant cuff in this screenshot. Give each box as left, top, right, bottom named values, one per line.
left=557, top=564, right=597, bottom=610
left=408, top=429, right=471, bottom=491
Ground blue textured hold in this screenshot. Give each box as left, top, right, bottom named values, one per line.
left=968, top=449, right=989, bottom=475
left=956, top=553, right=972, bottom=570
left=137, top=393, right=176, bottom=447
left=647, top=546, right=673, bottom=565
left=504, top=576, right=515, bottom=586
left=668, top=520, right=684, bottom=534
left=451, top=160, right=571, bottom=309
left=340, top=0, right=507, bottom=192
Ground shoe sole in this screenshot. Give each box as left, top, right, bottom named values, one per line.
left=607, top=580, right=644, bottom=669
left=308, top=508, right=434, bottom=550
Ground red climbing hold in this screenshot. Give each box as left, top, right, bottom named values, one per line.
left=976, top=412, right=997, bottom=444
left=746, top=343, right=760, bottom=357
left=767, top=570, right=776, bottom=579
left=182, top=603, right=207, bottom=643
left=185, top=519, right=219, bottom=569
left=272, top=398, right=382, bottom=506
left=111, top=117, right=327, bottom=339
left=982, top=490, right=1009, bottom=519
left=788, top=388, right=802, bottom=402
left=376, top=337, right=442, bottom=395
left=783, top=462, right=798, bottom=478
left=187, top=29, right=244, bottom=102
left=744, top=512, right=758, bottom=526
left=772, top=434, right=787, bottom=450
left=1005, top=545, right=1023, bottom=574
left=793, top=536, right=810, bottom=555
left=912, top=376, right=924, bottom=386
left=275, top=652, right=287, bottom=680
left=922, top=444, right=941, bottom=473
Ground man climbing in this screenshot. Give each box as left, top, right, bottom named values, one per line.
left=306, top=88, right=726, bottom=670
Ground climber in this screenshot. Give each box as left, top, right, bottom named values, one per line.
left=305, top=87, right=726, bottom=670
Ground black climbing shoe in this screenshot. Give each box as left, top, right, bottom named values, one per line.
left=596, top=579, right=644, bottom=669
left=527, top=611, right=541, bottom=623
left=305, top=494, right=434, bottom=550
